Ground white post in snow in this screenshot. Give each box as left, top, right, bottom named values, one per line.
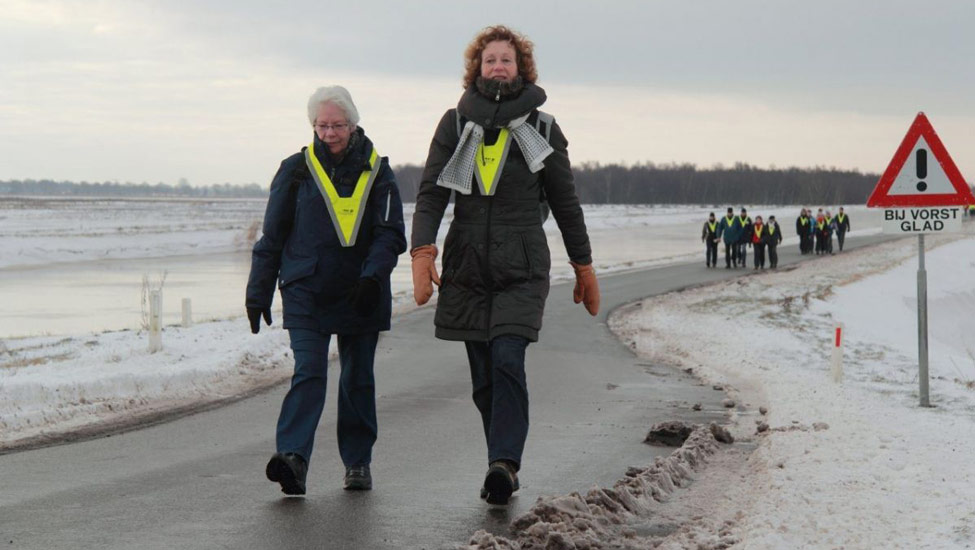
left=831, top=323, right=844, bottom=383
left=148, top=290, right=163, bottom=352
left=181, top=298, right=192, bottom=328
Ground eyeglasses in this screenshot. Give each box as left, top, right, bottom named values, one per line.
left=314, top=122, right=350, bottom=132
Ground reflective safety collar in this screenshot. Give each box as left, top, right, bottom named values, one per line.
left=753, top=224, right=764, bottom=238
left=838, top=214, right=846, bottom=223
left=800, top=217, right=809, bottom=225
left=305, top=145, right=380, bottom=247
left=769, top=225, right=776, bottom=235
left=474, top=128, right=512, bottom=196
left=708, top=221, right=717, bottom=232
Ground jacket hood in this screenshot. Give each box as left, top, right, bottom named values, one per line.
left=457, top=81, right=547, bottom=128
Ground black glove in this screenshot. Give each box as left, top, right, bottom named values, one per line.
left=350, top=277, right=381, bottom=316
left=247, top=307, right=272, bottom=334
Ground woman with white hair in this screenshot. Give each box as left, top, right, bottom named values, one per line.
left=246, top=85, right=406, bottom=495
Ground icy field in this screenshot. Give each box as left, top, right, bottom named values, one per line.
left=610, top=230, right=975, bottom=548
left=0, top=197, right=882, bottom=337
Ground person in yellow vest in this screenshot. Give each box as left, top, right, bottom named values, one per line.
left=835, top=207, right=851, bottom=251
left=736, top=207, right=752, bottom=267
left=411, top=25, right=599, bottom=506
left=824, top=209, right=836, bottom=254
left=751, top=215, right=767, bottom=269
left=246, top=86, right=407, bottom=495
left=701, top=212, right=719, bottom=268
left=795, top=208, right=811, bottom=255
left=767, top=215, right=783, bottom=268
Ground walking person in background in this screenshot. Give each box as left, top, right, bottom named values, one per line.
left=814, top=212, right=827, bottom=255
left=824, top=210, right=836, bottom=254
left=246, top=85, right=407, bottom=495
left=410, top=25, right=600, bottom=506
left=751, top=215, right=767, bottom=270
left=835, top=207, right=851, bottom=251
left=737, top=207, right=752, bottom=267
left=796, top=208, right=811, bottom=254
left=718, top=207, right=739, bottom=269
left=702, top=212, right=719, bottom=268
left=767, top=215, right=782, bottom=268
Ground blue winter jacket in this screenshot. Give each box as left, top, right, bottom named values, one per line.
left=246, top=128, right=407, bottom=334
left=717, top=214, right=740, bottom=244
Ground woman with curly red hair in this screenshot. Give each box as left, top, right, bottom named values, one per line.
left=410, top=25, right=600, bottom=505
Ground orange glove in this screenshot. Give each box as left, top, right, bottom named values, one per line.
left=570, top=261, right=600, bottom=316
left=411, top=245, right=441, bottom=306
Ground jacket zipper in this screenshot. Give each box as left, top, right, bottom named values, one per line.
left=484, top=198, right=494, bottom=341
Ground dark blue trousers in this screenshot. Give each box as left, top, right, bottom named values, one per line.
left=465, top=335, right=530, bottom=470
left=276, top=329, right=378, bottom=468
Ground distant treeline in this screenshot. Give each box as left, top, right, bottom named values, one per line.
left=0, top=179, right=266, bottom=198
left=394, top=162, right=883, bottom=205
left=3, top=162, right=884, bottom=204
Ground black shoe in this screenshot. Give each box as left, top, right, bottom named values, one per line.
left=266, top=452, right=307, bottom=496
left=480, top=474, right=519, bottom=499
left=344, top=465, right=372, bottom=491
left=483, top=461, right=518, bottom=505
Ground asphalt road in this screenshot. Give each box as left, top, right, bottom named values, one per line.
left=0, top=233, right=892, bottom=550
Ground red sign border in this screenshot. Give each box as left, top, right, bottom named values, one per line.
left=866, top=112, right=975, bottom=207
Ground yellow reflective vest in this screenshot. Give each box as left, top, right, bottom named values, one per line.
left=305, top=145, right=380, bottom=247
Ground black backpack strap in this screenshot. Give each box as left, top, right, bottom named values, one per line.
left=533, top=110, right=554, bottom=142
left=454, top=109, right=468, bottom=139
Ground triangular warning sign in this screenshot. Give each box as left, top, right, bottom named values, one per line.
left=867, top=112, right=975, bottom=207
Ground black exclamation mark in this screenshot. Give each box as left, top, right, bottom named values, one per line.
left=916, top=149, right=928, bottom=192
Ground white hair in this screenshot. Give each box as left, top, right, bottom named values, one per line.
left=307, top=85, right=360, bottom=128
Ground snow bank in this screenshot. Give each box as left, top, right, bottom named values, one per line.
left=462, top=423, right=735, bottom=550
left=0, top=319, right=293, bottom=449
left=610, top=229, right=975, bottom=548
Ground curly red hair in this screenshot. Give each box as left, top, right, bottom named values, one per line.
left=462, top=25, right=537, bottom=89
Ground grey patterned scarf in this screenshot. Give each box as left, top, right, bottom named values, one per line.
left=436, top=114, right=553, bottom=195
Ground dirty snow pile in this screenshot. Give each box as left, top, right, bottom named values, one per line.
left=463, top=424, right=737, bottom=550
left=610, top=231, right=975, bottom=548
left=0, top=320, right=292, bottom=449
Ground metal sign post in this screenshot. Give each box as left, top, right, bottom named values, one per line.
left=917, top=234, right=930, bottom=407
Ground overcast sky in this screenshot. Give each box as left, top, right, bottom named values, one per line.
left=2, top=0, right=974, bottom=186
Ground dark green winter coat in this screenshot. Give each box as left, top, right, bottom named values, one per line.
left=411, top=82, right=591, bottom=343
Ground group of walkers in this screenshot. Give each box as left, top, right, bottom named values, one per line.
left=795, top=207, right=851, bottom=255
left=701, top=207, right=783, bottom=270
left=702, top=206, right=853, bottom=270
left=246, top=26, right=599, bottom=506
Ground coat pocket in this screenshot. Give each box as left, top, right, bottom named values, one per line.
left=278, top=256, right=317, bottom=288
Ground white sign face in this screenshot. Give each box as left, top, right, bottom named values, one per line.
left=882, top=207, right=964, bottom=234
left=886, top=136, right=958, bottom=196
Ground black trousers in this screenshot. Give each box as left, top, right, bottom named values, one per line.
left=738, top=242, right=748, bottom=266
left=705, top=240, right=718, bottom=266
left=753, top=243, right=766, bottom=268
left=837, top=230, right=846, bottom=251
left=724, top=242, right=738, bottom=267
left=768, top=243, right=779, bottom=268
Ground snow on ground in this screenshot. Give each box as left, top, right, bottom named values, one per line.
left=610, top=227, right=975, bottom=549
left=0, top=197, right=268, bottom=270
left=0, top=320, right=292, bottom=449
